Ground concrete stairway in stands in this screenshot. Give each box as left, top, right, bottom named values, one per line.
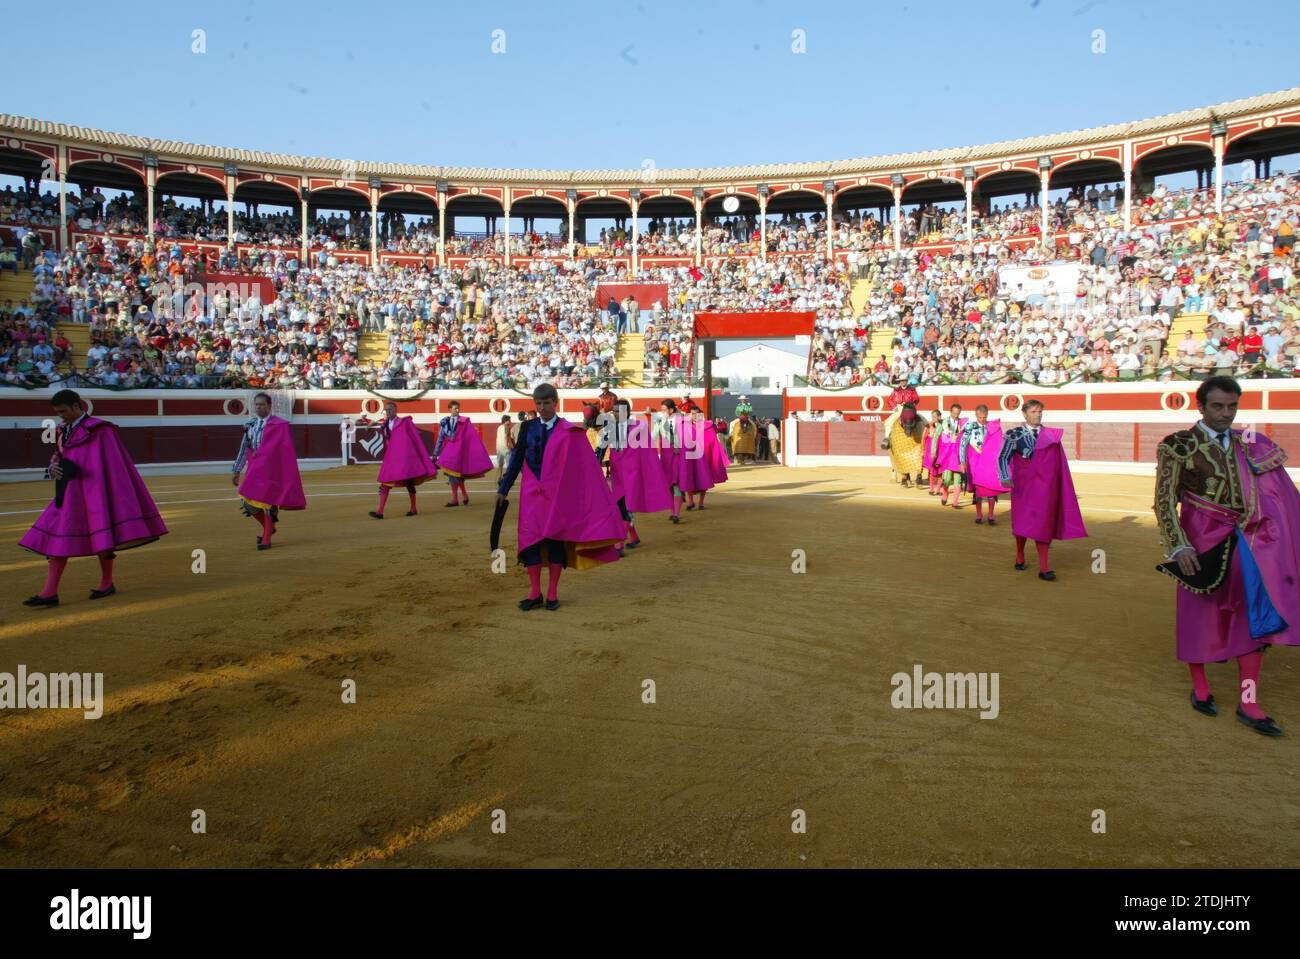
left=866, top=327, right=898, bottom=368
left=614, top=333, right=646, bottom=385
left=0, top=267, right=34, bottom=304
left=1163, top=311, right=1210, bottom=358
left=56, top=322, right=92, bottom=369
left=357, top=332, right=391, bottom=366
left=849, top=278, right=873, bottom=317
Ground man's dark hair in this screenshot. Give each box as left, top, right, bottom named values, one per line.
left=500, top=414, right=511, bottom=423
left=662, top=398, right=677, bottom=412
left=975, top=404, right=989, bottom=413
left=253, top=391, right=272, bottom=405
left=950, top=403, right=962, bottom=411
left=533, top=383, right=559, bottom=403
left=448, top=400, right=461, bottom=410
left=50, top=389, right=82, bottom=409
left=1022, top=398, right=1045, bottom=413
left=1197, top=375, right=1243, bottom=406
left=517, top=411, right=527, bottom=422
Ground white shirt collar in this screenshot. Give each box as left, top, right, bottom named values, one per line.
left=1198, top=421, right=1229, bottom=444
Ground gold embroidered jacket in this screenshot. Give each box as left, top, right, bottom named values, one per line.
left=1153, top=427, right=1288, bottom=556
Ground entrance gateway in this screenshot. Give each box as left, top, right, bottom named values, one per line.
left=691, top=311, right=817, bottom=420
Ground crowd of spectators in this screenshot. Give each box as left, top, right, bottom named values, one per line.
left=2, top=173, right=1299, bottom=390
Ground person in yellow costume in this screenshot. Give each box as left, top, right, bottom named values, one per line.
left=880, top=402, right=928, bottom=487
left=728, top=413, right=759, bottom=463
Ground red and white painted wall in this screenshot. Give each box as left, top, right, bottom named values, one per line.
left=0, top=388, right=705, bottom=480
left=782, top=381, right=1300, bottom=478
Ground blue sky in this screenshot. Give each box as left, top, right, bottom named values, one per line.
left=6, top=0, right=1300, bottom=173
left=9, top=0, right=1296, bottom=361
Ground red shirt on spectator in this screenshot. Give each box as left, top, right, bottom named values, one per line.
left=1221, top=335, right=1241, bottom=353
left=1242, top=333, right=1263, bottom=353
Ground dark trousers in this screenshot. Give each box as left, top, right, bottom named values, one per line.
left=520, top=538, right=565, bottom=567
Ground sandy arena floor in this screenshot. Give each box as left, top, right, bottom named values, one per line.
left=1, top=463, right=1297, bottom=868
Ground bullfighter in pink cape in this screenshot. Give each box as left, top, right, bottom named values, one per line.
left=497, top=384, right=625, bottom=611
left=21, top=389, right=168, bottom=607
left=598, top=398, right=673, bottom=551
left=1154, top=376, right=1300, bottom=736
left=434, top=400, right=493, bottom=507
left=232, top=392, right=306, bottom=551
left=922, top=415, right=940, bottom=495
left=367, top=401, right=437, bottom=519
left=997, top=398, right=1087, bottom=580
left=654, top=399, right=687, bottom=524
left=935, top=403, right=968, bottom=508
left=959, top=405, right=1008, bottom=526
left=678, top=404, right=725, bottom=512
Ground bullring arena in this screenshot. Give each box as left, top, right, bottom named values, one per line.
left=2, top=384, right=1298, bottom=868
left=3, top=87, right=1300, bottom=871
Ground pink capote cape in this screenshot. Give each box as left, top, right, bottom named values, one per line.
left=1174, top=431, right=1300, bottom=662
left=518, top=419, right=625, bottom=569
left=377, top=416, right=437, bottom=486
left=20, top=416, right=168, bottom=557
left=1007, top=426, right=1086, bottom=543
left=965, top=420, right=1010, bottom=499
left=610, top=419, right=673, bottom=513
left=437, top=417, right=494, bottom=479
left=238, top=415, right=306, bottom=510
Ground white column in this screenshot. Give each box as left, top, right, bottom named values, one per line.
left=146, top=168, right=155, bottom=241
left=964, top=178, right=973, bottom=241
left=1123, top=140, right=1133, bottom=229
left=1039, top=170, right=1050, bottom=245
left=438, top=199, right=446, bottom=265
left=892, top=185, right=902, bottom=251
left=504, top=200, right=512, bottom=266
left=694, top=197, right=702, bottom=266
left=300, top=197, right=308, bottom=258
left=370, top=192, right=379, bottom=267
left=825, top=190, right=834, bottom=260
left=631, top=198, right=639, bottom=274
left=225, top=176, right=235, bottom=245
left=57, top=145, right=67, bottom=253
left=759, top=195, right=767, bottom=257
left=1214, top=137, right=1225, bottom=214
left=568, top=200, right=575, bottom=254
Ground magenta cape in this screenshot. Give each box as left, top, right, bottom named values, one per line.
left=1174, top=433, right=1300, bottom=663
left=1007, top=426, right=1087, bottom=543
left=518, top=419, right=624, bottom=568
left=935, top=418, right=968, bottom=472
left=437, top=418, right=494, bottom=479
left=610, top=420, right=673, bottom=513
left=377, top=417, right=437, bottom=486
left=656, top=414, right=685, bottom=490
left=678, top=419, right=726, bottom=492
left=20, top=417, right=168, bottom=557
left=705, top=422, right=730, bottom=482
left=922, top=428, right=935, bottom=471
left=238, top=416, right=306, bottom=510
left=965, top=420, right=1009, bottom=498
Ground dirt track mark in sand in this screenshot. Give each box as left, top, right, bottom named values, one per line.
left=165, top=651, right=246, bottom=672
left=493, top=680, right=547, bottom=705
left=254, top=682, right=301, bottom=709
left=448, top=737, right=501, bottom=776
left=572, top=649, right=625, bottom=668
left=305, top=649, right=395, bottom=679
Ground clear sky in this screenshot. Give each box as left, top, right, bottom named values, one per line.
left=8, top=0, right=1298, bottom=362
left=6, top=0, right=1300, bottom=173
